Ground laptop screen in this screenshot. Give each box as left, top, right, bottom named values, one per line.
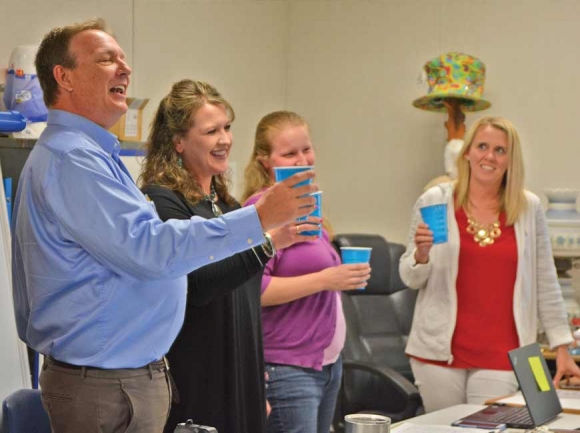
left=508, top=343, right=562, bottom=426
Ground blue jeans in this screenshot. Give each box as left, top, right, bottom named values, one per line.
left=266, top=356, right=342, bottom=433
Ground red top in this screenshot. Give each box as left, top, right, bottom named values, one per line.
left=413, top=206, right=519, bottom=370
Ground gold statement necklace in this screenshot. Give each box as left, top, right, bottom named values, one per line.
left=466, top=215, right=502, bottom=247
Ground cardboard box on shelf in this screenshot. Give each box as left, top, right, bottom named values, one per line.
left=109, top=98, right=149, bottom=141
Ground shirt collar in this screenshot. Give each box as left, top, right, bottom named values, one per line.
left=47, top=109, right=121, bottom=158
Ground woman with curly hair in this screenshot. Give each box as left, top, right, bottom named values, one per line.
left=140, top=80, right=316, bottom=433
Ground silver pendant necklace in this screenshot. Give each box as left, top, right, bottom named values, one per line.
left=203, top=185, right=222, bottom=217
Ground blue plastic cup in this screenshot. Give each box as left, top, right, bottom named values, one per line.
left=420, top=203, right=448, bottom=244
left=274, top=166, right=314, bottom=187
left=298, top=191, right=322, bottom=237
left=340, top=247, right=372, bottom=290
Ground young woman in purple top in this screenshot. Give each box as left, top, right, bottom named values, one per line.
left=242, top=111, right=372, bottom=433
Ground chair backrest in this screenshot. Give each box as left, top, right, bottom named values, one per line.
left=1, top=389, right=50, bottom=433
left=333, top=233, right=417, bottom=382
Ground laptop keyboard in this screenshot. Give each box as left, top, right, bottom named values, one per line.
left=485, top=406, right=533, bottom=428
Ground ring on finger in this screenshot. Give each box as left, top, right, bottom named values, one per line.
left=296, top=225, right=300, bottom=234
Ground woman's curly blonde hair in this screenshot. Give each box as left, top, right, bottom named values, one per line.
left=139, top=79, right=236, bottom=206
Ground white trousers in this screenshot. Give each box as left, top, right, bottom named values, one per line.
left=410, top=358, right=519, bottom=413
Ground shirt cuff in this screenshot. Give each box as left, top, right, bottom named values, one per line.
left=221, top=205, right=264, bottom=250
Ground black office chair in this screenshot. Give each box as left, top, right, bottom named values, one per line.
left=1, top=389, right=51, bottom=433
left=332, top=233, right=422, bottom=432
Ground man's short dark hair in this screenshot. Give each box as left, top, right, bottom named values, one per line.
left=35, top=18, right=111, bottom=107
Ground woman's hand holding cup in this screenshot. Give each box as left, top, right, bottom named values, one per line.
left=319, top=264, right=372, bottom=291
left=414, top=222, right=433, bottom=264
left=268, top=216, right=321, bottom=250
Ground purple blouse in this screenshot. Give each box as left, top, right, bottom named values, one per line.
left=245, top=191, right=343, bottom=370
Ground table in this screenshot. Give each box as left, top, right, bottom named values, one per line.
left=392, top=404, right=580, bottom=431
left=541, top=348, right=580, bottom=363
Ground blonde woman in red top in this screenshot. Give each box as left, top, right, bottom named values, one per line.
left=400, top=116, right=580, bottom=412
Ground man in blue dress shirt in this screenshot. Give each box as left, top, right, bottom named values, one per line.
left=11, top=18, right=316, bottom=433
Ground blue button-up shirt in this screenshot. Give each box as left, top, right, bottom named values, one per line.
left=11, top=110, right=264, bottom=368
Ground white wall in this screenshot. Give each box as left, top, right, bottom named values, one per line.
left=0, top=0, right=134, bottom=65
left=285, top=0, right=580, bottom=243
left=131, top=0, right=289, bottom=196
left=2, top=0, right=580, bottom=244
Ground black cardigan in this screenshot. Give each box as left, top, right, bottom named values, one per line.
left=141, top=184, right=267, bottom=433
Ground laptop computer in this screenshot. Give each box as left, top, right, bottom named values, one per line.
left=452, top=343, right=563, bottom=430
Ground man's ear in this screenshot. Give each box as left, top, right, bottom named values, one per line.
left=53, top=65, right=74, bottom=93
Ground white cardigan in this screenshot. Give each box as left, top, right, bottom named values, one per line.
left=400, top=183, right=572, bottom=363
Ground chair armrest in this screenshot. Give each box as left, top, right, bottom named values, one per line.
left=341, top=359, right=422, bottom=420
left=343, top=359, right=420, bottom=398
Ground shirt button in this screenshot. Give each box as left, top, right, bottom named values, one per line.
left=247, top=238, right=253, bottom=244
left=209, top=255, right=214, bottom=260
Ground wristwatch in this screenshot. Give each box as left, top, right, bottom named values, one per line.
left=261, top=232, right=276, bottom=258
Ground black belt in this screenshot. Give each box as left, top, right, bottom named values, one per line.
left=47, top=356, right=168, bottom=371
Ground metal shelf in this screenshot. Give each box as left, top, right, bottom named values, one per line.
left=0, top=136, right=145, bottom=199
left=0, top=136, right=144, bottom=149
